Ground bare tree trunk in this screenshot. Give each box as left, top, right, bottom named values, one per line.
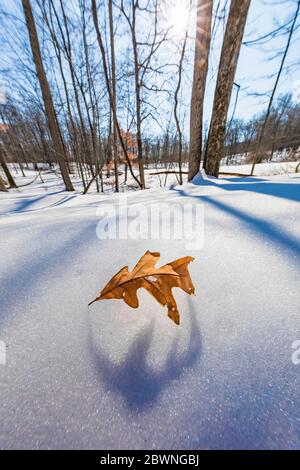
left=204, top=0, right=251, bottom=177
left=108, top=0, right=119, bottom=192
left=174, top=20, right=190, bottom=185
left=22, top=0, right=74, bottom=191
left=251, top=0, right=300, bottom=175
left=17, top=162, right=25, bottom=177
left=0, top=173, right=8, bottom=192
left=188, top=0, right=213, bottom=181
left=40, top=0, right=87, bottom=190
left=0, top=108, right=27, bottom=178
left=55, top=0, right=94, bottom=178
left=0, top=147, right=17, bottom=188
left=91, top=0, right=142, bottom=189
left=108, top=0, right=119, bottom=193
left=131, top=1, right=145, bottom=189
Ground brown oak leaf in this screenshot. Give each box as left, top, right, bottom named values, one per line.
left=88, top=251, right=195, bottom=325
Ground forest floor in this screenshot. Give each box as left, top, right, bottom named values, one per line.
left=0, top=164, right=299, bottom=449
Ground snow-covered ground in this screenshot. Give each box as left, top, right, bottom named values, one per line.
left=220, top=160, right=299, bottom=176
left=0, top=166, right=299, bottom=449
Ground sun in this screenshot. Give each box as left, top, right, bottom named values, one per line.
left=168, top=1, right=190, bottom=36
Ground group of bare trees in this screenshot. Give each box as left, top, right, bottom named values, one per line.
left=1, top=0, right=177, bottom=192
left=0, top=0, right=299, bottom=193
left=223, top=94, right=300, bottom=164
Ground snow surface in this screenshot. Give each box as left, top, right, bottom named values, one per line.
left=220, top=161, right=299, bottom=176
left=0, top=167, right=300, bottom=450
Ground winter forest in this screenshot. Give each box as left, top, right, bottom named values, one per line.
left=0, top=0, right=300, bottom=453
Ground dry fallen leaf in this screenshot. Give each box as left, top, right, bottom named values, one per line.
left=89, top=251, right=195, bottom=325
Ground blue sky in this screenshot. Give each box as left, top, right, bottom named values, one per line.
left=205, top=0, right=300, bottom=123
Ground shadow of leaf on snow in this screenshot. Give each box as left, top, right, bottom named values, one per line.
left=88, top=298, right=202, bottom=412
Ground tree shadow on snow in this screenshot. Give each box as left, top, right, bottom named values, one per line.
left=88, top=298, right=202, bottom=412
left=6, top=189, right=67, bottom=214
left=172, top=187, right=300, bottom=260
left=0, top=221, right=97, bottom=325
left=192, top=176, right=300, bottom=204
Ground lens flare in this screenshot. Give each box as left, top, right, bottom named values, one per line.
left=168, top=0, right=191, bottom=37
